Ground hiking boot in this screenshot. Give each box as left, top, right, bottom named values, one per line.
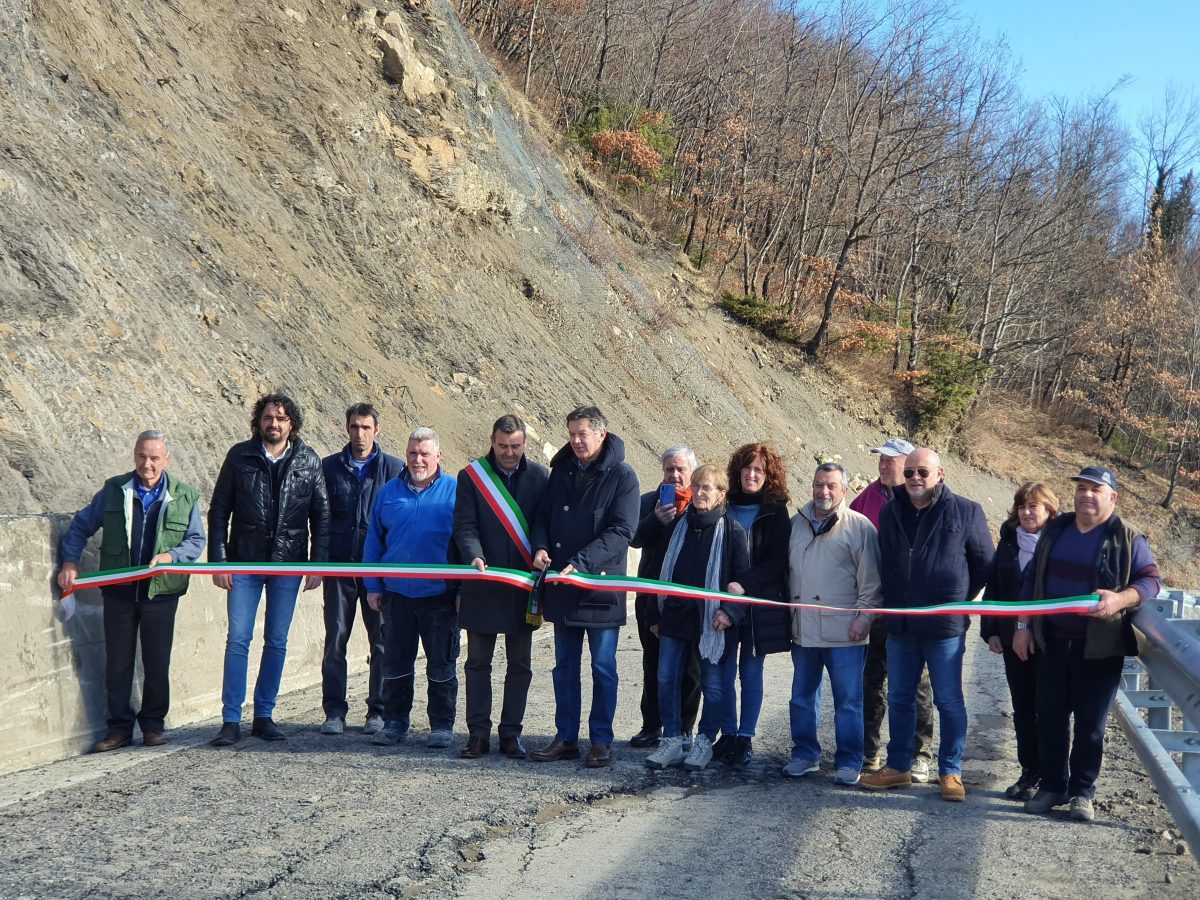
left=940, top=773, right=966, bottom=802
left=682, top=731, right=694, bottom=753
left=684, top=734, right=714, bottom=771
left=910, top=757, right=931, bottom=784
left=782, top=758, right=820, bottom=778
left=860, top=767, right=913, bottom=790
left=319, top=717, right=344, bottom=736
left=1024, top=789, right=1069, bottom=814
left=862, top=755, right=882, bottom=772
left=711, top=734, right=737, bottom=762
left=1004, top=769, right=1039, bottom=801
left=427, top=729, right=454, bottom=749
left=727, top=735, right=754, bottom=769
left=645, top=735, right=686, bottom=770
left=1069, top=796, right=1095, bottom=822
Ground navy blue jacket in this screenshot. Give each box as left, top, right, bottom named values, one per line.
left=321, top=443, right=404, bottom=563
left=531, top=433, right=640, bottom=627
left=878, top=483, right=994, bottom=638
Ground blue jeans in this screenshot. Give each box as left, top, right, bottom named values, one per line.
left=552, top=625, right=619, bottom=744
left=380, top=591, right=460, bottom=733
left=658, top=635, right=726, bottom=740
left=221, top=575, right=302, bottom=722
left=885, top=634, right=967, bottom=775
left=789, top=644, right=867, bottom=770
left=720, top=633, right=765, bottom=737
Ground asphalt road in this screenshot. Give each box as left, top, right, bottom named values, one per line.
left=1, top=623, right=1194, bottom=899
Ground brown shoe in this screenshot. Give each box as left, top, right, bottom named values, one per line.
left=142, top=731, right=169, bottom=747
left=531, top=739, right=581, bottom=762
left=859, top=767, right=913, bottom=790
left=584, top=743, right=612, bottom=768
left=499, top=736, right=527, bottom=759
left=91, top=734, right=131, bottom=753
left=941, top=773, right=966, bottom=802
left=460, top=736, right=489, bottom=759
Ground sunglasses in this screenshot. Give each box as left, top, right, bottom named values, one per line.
left=904, top=468, right=933, bottom=479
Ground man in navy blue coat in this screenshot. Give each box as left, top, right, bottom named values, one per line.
left=529, top=405, right=640, bottom=769
left=319, top=403, right=404, bottom=736
left=861, top=447, right=993, bottom=801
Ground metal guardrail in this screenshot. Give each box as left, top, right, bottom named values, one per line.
left=1116, top=590, right=1200, bottom=858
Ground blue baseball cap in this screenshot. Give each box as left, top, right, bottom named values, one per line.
left=1071, top=466, right=1117, bottom=491
left=870, top=438, right=915, bottom=458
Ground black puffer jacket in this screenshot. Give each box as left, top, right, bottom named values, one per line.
left=642, top=505, right=751, bottom=642
left=531, top=433, right=640, bottom=627
left=209, top=437, right=330, bottom=563
left=734, top=501, right=793, bottom=655
left=980, top=520, right=1026, bottom=649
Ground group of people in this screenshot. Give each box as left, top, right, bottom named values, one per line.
left=57, top=393, right=1160, bottom=824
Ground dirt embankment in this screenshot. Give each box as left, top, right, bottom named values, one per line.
left=0, top=0, right=1194, bottom=578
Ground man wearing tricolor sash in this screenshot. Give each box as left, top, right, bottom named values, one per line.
left=453, top=414, right=548, bottom=760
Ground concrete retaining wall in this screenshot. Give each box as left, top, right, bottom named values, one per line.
left=0, top=514, right=369, bottom=776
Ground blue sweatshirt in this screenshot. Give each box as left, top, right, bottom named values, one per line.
left=363, top=468, right=456, bottom=596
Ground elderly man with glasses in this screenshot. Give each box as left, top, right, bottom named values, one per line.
left=860, top=448, right=993, bottom=802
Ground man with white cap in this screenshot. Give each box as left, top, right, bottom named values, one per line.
left=851, top=437, right=935, bottom=780
left=1014, top=465, right=1160, bottom=823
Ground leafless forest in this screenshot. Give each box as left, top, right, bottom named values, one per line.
left=460, top=0, right=1199, bottom=505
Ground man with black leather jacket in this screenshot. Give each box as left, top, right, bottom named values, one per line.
left=208, top=393, right=330, bottom=746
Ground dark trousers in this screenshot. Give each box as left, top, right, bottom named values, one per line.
left=465, top=630, right=533, bottom=740
left=635, top=595, right=701, bottom=733
left=379, top=591, right=460, bottom=733
left=1036, top=633, right=1124, bottom=799
left=102, top=592, right=179, bottom=736
left=1002, top=647, right=1039, bottom=772
left=863, top=619, right=934, bottom=762
left=322, top=576, right=385, bottom=720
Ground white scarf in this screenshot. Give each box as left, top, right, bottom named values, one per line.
left=659, top=514, right=727, bottom=663
left=1016, top=526, right=1041, bottom=571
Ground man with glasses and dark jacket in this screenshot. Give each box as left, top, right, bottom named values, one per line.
left=860, top=447, right=993, bottom=802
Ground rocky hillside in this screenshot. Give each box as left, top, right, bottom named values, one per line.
left=0, top=0, right=1194, bottom=582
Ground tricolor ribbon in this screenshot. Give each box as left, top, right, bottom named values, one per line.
left=465, top=456, right=534, bottom=567
left=60, top=561, right=1101, bottom=617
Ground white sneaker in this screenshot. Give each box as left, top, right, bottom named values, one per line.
left=645, top=735, right=686, bottom=769
left=782, top=758, right=820, bottom=778
left=911, top=758, right=931, bottom=783
left=427, top=729, right=454, bottom=749
left=319, top=717, right=344, bottom=735
left=362, top=715, right=385, bottom=735
left=834, top=767, right=861, bottom=786
left=684, top=734, right=714, bottom=771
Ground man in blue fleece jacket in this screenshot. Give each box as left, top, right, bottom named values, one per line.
left=364, top=427, right=458, bottom=749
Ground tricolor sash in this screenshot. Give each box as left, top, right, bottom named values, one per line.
left=465, top=456, right=534, bottom=567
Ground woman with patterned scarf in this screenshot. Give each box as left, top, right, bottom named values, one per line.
left=641, top=465, right=751, bottom=771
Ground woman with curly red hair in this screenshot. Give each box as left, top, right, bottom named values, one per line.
left=716, top=442, right=794, bottom=768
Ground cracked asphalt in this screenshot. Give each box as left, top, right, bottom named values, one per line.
left=1, top=625, right=1195, bottom=899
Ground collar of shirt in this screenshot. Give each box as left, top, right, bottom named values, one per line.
left=405, top=466, right=441, bottom=492
left=348, top=445, right=379, bottom=477
left=134, top=475, right=167, bottom=509
left=261, top=441, right=292, bottom=464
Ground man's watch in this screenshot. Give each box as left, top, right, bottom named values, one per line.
left=1015, top=622, right=1030, bottom=630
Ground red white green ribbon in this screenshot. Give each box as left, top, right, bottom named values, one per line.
left=60, top=562, right=1100, bottom=616
left=465, top=456, right=534, bottom=567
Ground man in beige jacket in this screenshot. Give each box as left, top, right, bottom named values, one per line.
left=782, top=462, right=882, bottom=786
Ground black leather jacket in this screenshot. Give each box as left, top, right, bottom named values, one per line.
left=208, top=437, right=330, bottom=563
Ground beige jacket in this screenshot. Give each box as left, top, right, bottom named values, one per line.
left=788, top=500, right=882, bottom=647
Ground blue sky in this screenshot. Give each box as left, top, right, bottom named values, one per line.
left=955, top=0, right=1198, bottom=127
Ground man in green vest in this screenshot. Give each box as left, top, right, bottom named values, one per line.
left=58, top=430, right=206, bottom=752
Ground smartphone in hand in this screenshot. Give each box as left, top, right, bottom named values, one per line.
left=659, top=482, right=676, bottom=507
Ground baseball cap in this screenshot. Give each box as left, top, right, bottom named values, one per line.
left=1070, top=465, right=1117, bottom=491
left=870, top=438, right=915, bottom=458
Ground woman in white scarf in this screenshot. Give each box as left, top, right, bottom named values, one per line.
left=981, top=482, right=1060, bottom=801
left=641, top=466, right=751, bottom=772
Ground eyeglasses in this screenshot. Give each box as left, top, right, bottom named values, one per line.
left=904, top=468, right=933, bottom=479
